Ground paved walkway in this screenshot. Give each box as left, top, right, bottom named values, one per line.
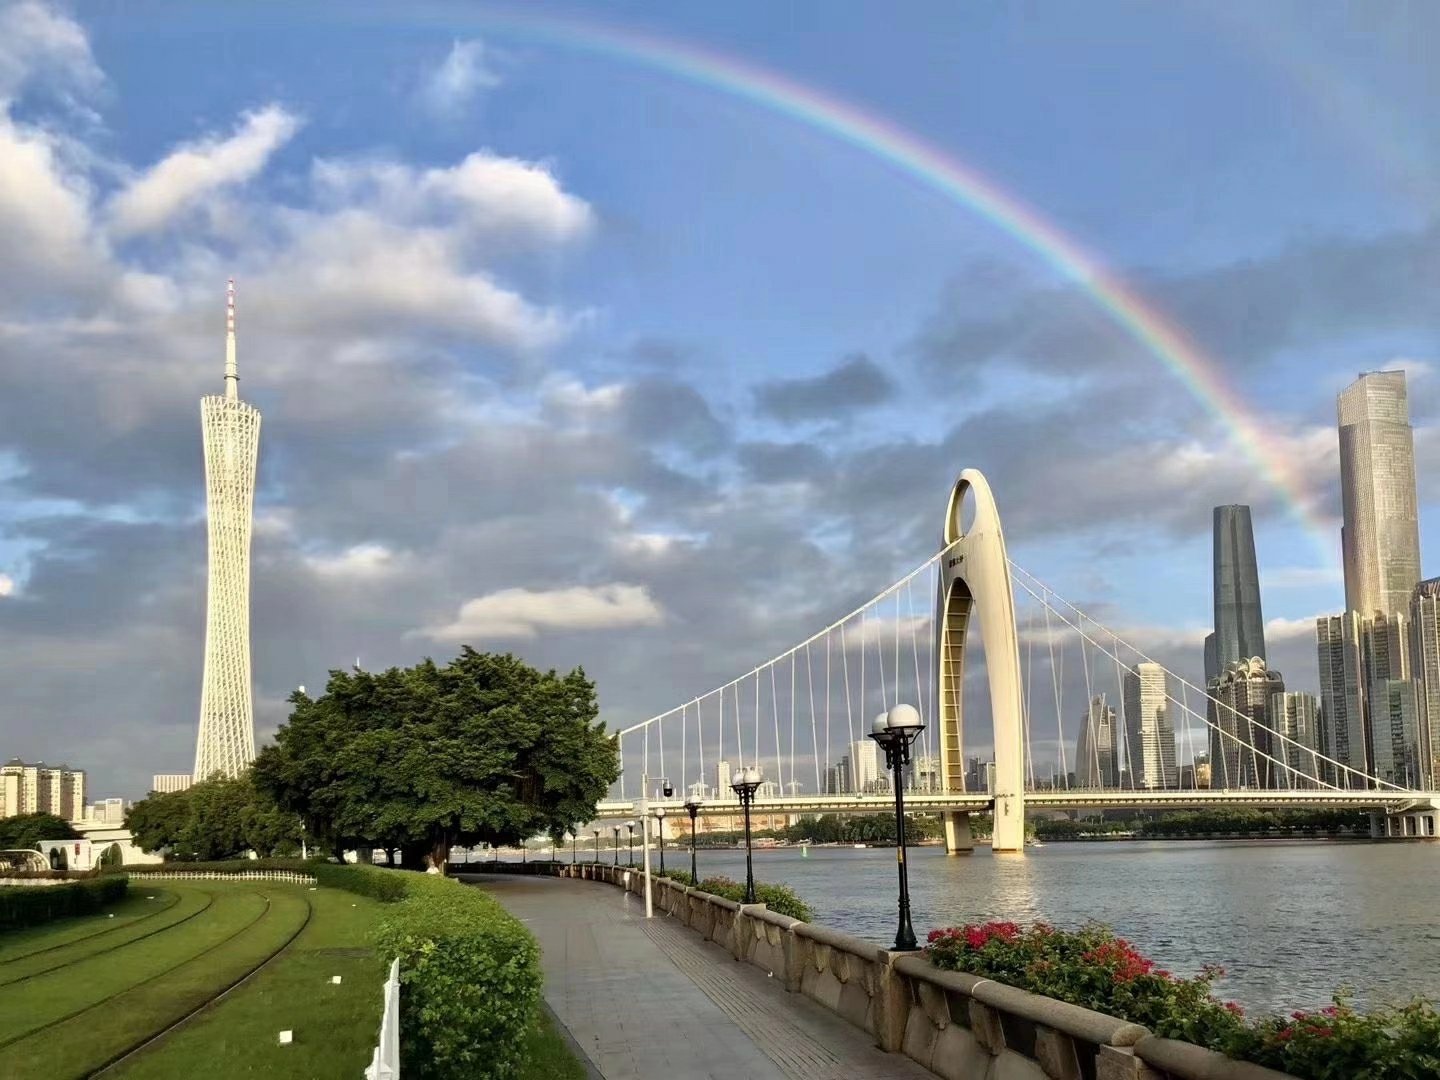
left=471, top=874, right=933, bottom=1080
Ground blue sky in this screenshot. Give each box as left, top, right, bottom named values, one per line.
left=0, top=1, right=1436, bottom=797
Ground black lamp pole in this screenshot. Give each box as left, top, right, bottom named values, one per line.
left=571, top=831, right=577, bottom=864
left=626, top=821, right=636, bottom=866
left=869, top=704, right=925, bottom=952
left=655, top=807, right=667, bottom=876
left=684, top=798, right=701, bottom=882
left=730, top=767, right=763, bottom=904
left=594, top=829, right=601, bottom=862
left=612, top=826, right=620, bottom=865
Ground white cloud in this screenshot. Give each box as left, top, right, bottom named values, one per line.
left=1264, top=614, right=1329, bottom=642
left=304, top=543, right=405, bottom=579
left=109, top=104, right=301, bottom=236
left=0, top=573, right=13, bottom=597
left=421, top=584, right=665, bottom=641
left=1263, top=566, right=1344, bottom=589
left=0, top=1, right=102, bottom=106
left=419, top=39, right=501, bottom=117
left=312, top=151, right=593, bottom=246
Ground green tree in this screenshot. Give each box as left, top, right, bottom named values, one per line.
left=126, top=775, right=299, bottom=860
left=254, top=649, right=620, bottom=870
left=0, top=812, right=80, bottom=850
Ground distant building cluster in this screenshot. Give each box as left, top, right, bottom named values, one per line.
left=1, top=759, right=86, bottom=821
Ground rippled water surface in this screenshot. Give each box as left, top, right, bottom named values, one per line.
left=649, top=840, right=1440, bottom=1013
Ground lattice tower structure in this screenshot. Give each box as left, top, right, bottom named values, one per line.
left=194, top=280, right=260, bottom=780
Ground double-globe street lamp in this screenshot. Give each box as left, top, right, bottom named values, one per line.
left=612, top=825, right=621, bottom=865
left=626, top=821, right=636, bottom=866
left=683, top=797, right=702, bottom=882
left=593, top=828, right=602, bottom=863
left=869, top=703, right=925, bottom=952
left=653, top=806, right=667, bottom=876
left=730, top=766, right=764, bottom=904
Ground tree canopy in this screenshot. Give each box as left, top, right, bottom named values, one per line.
left=252, top=648, right=620, bottom=869
left=0, top=812, right=80, bottom=850
left=125, top=774, right=300, bottom=861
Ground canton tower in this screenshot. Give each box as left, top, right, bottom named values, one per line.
left=194, top=280, right=261, bottom=780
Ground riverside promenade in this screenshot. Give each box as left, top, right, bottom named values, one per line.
left=470, top=874, right=933, bottom=1080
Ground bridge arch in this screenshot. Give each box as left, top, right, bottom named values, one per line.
left=936, top=469, right=1026, bottom=853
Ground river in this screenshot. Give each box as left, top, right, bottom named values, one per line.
left=636, top=839, right=1440, bottom=1015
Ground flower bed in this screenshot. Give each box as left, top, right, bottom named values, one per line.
left=926, top=920, right=1440, bottom=1080
left=659, top=868, right=813, bottom=921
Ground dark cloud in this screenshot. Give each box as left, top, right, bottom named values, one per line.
left=736, top=441, right=831, bottom=485
left=753, top=354, right=896, bottom=422
left=915, top=222, right=1440, bottom=382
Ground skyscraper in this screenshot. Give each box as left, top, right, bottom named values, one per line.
left=1410, top=578, right=1440, bottom=786
left=194, top=281, right=261, bottom=780
left=1074, top=694, right=1119, bottom=788
left=1269, top=690, right=1321, bottom=788
left=1316, top=613, right=1365, bottom=785
left=1211, top=505, right=1267, bottom=676
left=1123, top=663, right=1177, bottom=789
left=1339, top=371, right=1421, bottom=617
left=1207, top=659, right=1283, bottom=789
left=850, top=738, right=882, bottom=791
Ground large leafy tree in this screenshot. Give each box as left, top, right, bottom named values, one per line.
left=0, top=812, right=80, bottom=850
left=253, top=649, right=620, bottom=869
left=126, top=775, right=300, bottom=860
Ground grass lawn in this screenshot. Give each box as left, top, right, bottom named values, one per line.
left=522, top=1007, right=590, bottom=1080
left=111, top=886, right=388, bottom=1080
left=0, top=888, right=179, bottom=965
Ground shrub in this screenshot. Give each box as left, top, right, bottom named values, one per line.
left=374, top=873, right=540, bottom=1080
left=0, top=875, right=128, bottom=931
left=696, top=875, right=813, bottom=921
left=112, top=857, right=321, bottom=876
left=925, top=921, right=1440, bottom=1080
left=312, top=862, right=409, bottom=902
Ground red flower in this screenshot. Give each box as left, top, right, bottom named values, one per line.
left=1224, top=1001, right=1245, bottom=1017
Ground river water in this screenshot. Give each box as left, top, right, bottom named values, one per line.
left=643, top=840, right=1440, bottom=1015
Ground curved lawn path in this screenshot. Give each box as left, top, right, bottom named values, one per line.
left=0, top=889, right=180, bottom=965
left=0, top=883, right=312, bottom=1079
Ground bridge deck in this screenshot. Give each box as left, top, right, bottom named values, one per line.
left=467, top=874, right=931, bottom=1080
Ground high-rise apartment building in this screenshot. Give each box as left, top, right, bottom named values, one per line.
left=1316, top=614, right=1364, bottom=784
left=195, top=281, right=261, bottom=781
left=1074, top=694, right=1119, bottom=788
left=1373, top=679, right=1422, bottom=786
left=1209, top=506, right=1267, bottom=682
left=1207, top=660, right=1283, bottom=788
left=850, top=738, right=882, bottom=792
left=151, top=774, right=194, bottom=795
left=1270, top=691, right=1321, bottom=788
left=1410, top=578, right=1440, bottom=786
left=715, top=760, right=731, bottom=799
left=1123, top=663, right=1177, bottom=789
left=1339, top=371, right=1421, bottom=617
left=1, top=760, right=86, bottom=821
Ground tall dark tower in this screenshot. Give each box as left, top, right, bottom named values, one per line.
left=1213, top=505, right=1267, bottom=671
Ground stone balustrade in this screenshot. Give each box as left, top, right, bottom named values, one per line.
left=477, top=860, right=1296, bottom=1080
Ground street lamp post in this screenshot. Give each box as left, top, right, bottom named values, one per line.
left=869, top=703, right=925, bottom=951
left=612, top=825, right=621, bottom=865
left=730, top=766, right=763, bottom=904
left=626, top=821, right=636, bottom=866
left=570, top=830, right=577, bottom=864
left=684, top=798, right=702, bottom=881
left=594, top=828, right=601, bottom=862
left=654, top=806, right=667, bottom=877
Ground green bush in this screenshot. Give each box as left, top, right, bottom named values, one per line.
left=695, top=875, right=813, bottom=921
left=312, top=862, right=409, bottom=902
left=0, top=875, right=128, bottom=931
left=374, top=872, right=541, bottom=1079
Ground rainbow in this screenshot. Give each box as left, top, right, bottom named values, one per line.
left=396, top=8, right=1333, bottom=556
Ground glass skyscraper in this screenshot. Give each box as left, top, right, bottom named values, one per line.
left=1339, top=371, right=1421, bottom=618
left=1209, top=505, right=1267, bottom=682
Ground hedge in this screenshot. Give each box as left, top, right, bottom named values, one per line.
left=0, top=875, right=129, bottom=931
left=110, top=857, right=324, bottom=876
left=324, top=865, right=542, bottom=1080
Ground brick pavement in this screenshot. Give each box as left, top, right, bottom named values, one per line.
left=473, top=874, right=934, bottom=1080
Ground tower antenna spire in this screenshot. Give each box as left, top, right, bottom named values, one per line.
left=224, top=278, right=238, bottom=400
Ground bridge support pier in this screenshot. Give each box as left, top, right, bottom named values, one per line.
left=942, top=811, right=973, bottom=856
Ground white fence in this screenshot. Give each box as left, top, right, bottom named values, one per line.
left=365, top=957, right=401, bottom=1079
left=128, top=871, right=317, bottom=884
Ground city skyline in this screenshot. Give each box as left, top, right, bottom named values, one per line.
left=0, top=4, right=1436, bottom=799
